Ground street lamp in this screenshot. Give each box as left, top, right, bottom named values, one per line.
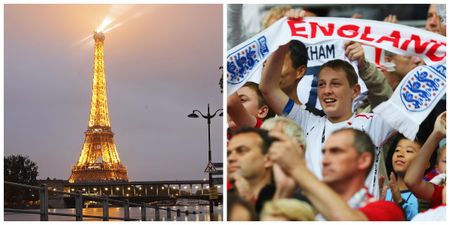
left=188, top=103, right=222, bottom=219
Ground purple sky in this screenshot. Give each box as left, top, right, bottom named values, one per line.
left=4, top=5, right=223, bottom=181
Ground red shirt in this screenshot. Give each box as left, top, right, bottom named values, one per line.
left=359, top=200, right=405, bottom=221
left=424, top=169, right=440, bottom=181
left=254, top=118, right=263, bottom=128
left=430, top=184, right=444, bottom=208
left=227, top=179, right=233, bottom=191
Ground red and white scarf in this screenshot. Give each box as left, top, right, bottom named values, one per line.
left=227, top=17, right=446, bottom=95
left=373, top=64, right=446, bottom=140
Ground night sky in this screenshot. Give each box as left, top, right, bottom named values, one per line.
left=4, top=5, right=223, bottom=181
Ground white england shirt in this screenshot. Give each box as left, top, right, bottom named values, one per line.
left=285, top=101, right=395, bottom=199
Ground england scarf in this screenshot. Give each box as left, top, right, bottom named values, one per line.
left=227, top=17, right=446, bottom=95
left=373, top=64, right=446, bottom=140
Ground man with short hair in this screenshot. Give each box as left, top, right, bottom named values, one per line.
left=278, top=40, right=308, bottom=105
left=227, top=82, right=273, bottom=132
left=261, top=116, right=308, bottom=199
left=269, top=128, right=404, bottom=220
left=227, top=127, right=275, bottom=216
left=260, top=44, right=396, bottom=197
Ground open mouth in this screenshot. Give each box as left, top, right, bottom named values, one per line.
left=323, top=98, right=337, bottom=104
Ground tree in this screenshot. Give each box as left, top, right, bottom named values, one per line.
left=4, top=154, right=39, bottom=207
left=219, top=66, right=223, bottom=93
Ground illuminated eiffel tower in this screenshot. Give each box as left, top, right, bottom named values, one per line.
left=69, top=32, right=128, bottom=183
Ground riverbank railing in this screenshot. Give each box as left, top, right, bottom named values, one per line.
left=4, top=181, right=201, bottom=221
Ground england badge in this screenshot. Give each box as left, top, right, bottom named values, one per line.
left=227, top=36, right=269, bottom=85
left=400, top=64, right=446, bottom=112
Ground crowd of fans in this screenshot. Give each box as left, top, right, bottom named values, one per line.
left=227, top=4, right=446, bottom=221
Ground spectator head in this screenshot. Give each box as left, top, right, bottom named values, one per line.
left=262, top=6, right=318, bottom=29
left=322, top=128, right=375, bottom=186
left=227, top=82, right=275, bottom=129
left=241, top=82, right=269, bottom=118
left=317, top=59, right=361, bottom=122
left=426, top=4, right=440, bottom=33
left=278, top=40, right=308, bottom=95
left=388, top=134, right=423, bottom=177
left=227, top=127, right=275, bottom=179
left=261, top=116, right=307, bottom=149
left=378, top=53, right=402, bottom=89
left=261, top=6, right=292, bottom=29
left=384, top=52, right=421, bottom=85
left=261, top=199, right=316, bottom=221
left=435, top=4, right=446, bottom=36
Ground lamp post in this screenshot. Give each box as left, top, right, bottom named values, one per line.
left=188, top=103, right=222, bottom=220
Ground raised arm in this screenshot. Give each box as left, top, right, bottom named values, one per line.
left=268, top=131, right=368, bottom=220
left=404, top=111, right=446, bottom=200
left=259, top=9, right=307, bottom=115
left=259, top=44, right=290, bottom=115
left=344, top=41, right=393, bottom=110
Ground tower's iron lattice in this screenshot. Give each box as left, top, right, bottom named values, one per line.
left=69, top=32, right=128, bottom=183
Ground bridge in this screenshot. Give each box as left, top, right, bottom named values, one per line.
left=38, top=178, right=223, bottom=207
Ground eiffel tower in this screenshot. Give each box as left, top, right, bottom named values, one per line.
left=69, top=32, right=128, bottom=183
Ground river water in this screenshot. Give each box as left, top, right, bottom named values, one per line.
left=4, top=205, right=223, bottom=221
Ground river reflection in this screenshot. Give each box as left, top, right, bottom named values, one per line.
left=4, top=205, right=222, bottom=221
